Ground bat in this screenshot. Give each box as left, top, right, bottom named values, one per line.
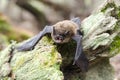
left=16, top=17, right=89, bottom=72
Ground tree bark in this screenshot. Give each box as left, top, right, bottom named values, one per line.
left=0, top=0, right=120, bottom=80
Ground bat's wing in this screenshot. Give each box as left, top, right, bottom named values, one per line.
left=71, top=17, right=81, bottom=27
left=71, top=17, right=83, bottom=35
left=16, top=25, right=53, bottom=51
left=72, top=35, right=89, bottom=72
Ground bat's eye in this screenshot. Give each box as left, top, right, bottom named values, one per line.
left=64, top=31, right=70, bottom=35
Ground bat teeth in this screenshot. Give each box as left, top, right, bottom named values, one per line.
left=55, top=36, right=64, bottom=41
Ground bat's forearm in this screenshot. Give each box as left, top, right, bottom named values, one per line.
left=16, top=26, right=53, bottom=51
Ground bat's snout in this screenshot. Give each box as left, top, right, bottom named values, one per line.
left=54, top=35, right=64, bottom=43
left=55, top=35, right=64, bottom=41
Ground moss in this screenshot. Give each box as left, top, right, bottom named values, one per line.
left=0, top=34, right=63, bottom=80
left=100, top=1, right=120, bottom=57
left=101, top=2, right=116, bottom=13
left=110, top=35, right=120, bottom=55
left=101, top=2, right=120, bottom=19
left=117, top=6, right=120, bottom=18
left=10, top=36, right=63, bottom=80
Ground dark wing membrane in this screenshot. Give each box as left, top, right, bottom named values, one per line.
left=16, top=25, right=53, bottom=51
left=71, top=17, right=81, bottom=27
left=72, top=35, right=89, bottom=72
left=75, top=52, right=89, bottom=72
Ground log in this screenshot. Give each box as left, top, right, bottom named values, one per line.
left=0, top=0, right=120, bottom=80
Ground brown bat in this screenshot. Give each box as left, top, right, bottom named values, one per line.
left=16, top=17, right=89, bottom=72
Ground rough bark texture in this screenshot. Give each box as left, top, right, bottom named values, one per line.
left=0, top=0, right=120, bottom=80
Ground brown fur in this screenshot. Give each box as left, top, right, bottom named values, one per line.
left=53, top=20, right=78, bottom=35
left=51, top=20, right=78, bottom=43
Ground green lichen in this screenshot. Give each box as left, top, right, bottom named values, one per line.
left=100, top=1, right=120, bottom=20
left=10, top=36, right=63, bottom=80
left=118, top=10, right=120, bottom=18
left=0, top=36, right=63, bottom=80
left=101, top=2, right=116, bottom=13
left=0, top=42, right=16, bottom=79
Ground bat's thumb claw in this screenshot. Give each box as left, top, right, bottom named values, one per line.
left=72, top=61, right=76, bottom=65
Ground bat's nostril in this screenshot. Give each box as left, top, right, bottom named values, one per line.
left=55, top=37, right=59, bottom=40
left=55, top=36, right=63, bottom=40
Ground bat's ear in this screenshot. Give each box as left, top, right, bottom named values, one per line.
left=53, top=26, right=56, bottom=35
left=71, top=17, right=81, bottom=26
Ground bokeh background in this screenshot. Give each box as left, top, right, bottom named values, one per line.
left=0, top=0, right=107, bottom=34
left=0, top=0, right=119, bottom=50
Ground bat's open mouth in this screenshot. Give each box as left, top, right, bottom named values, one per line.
left=54, top=36, right=64, bottom=43
left=55, top=37, right=63, bottom=40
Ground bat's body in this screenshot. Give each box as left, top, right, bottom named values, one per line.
left=16, top=17, right=89, bottom=72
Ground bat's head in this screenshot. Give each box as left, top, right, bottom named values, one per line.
left=51, top=20, right=78, bottom=43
